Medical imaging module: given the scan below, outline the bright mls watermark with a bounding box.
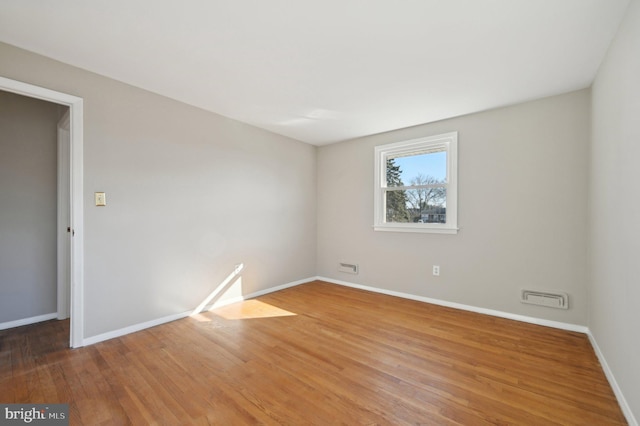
[1,404,68,425]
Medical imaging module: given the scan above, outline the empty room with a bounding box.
[0,1,638,424]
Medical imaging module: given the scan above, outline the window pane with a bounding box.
[387,151,447,187]
[385,188,447,223]
[385,189,411,223]
[385,158,406,187]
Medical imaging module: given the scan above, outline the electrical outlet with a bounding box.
[433,265,440,276]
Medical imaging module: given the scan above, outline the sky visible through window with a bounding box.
[392,151,446,184]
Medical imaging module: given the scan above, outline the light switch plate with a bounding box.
[95,192,106,206]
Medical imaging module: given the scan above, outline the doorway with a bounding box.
[0,76,84,348]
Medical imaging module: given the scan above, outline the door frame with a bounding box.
[0,76,84,348]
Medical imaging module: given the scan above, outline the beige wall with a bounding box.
[0,42,317,338]
[590,0,640,419]
[318,89,590,325]
[0,91,60,323]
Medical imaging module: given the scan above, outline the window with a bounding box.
[374,132,458,234]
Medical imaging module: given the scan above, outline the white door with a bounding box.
[57,110,71,320]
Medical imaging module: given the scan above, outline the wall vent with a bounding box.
[338,262,359,274]
[521,290,568,309]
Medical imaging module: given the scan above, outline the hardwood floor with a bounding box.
[0,281,627,425]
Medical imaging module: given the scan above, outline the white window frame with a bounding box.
[374,132,458,234]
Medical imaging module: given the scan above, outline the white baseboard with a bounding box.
[316,276,588,333]
[196,276,315,312]
[587,331,638,426]
[0,312,58,331]
[82,310,191,346]
[239,276,312,299]
[82,276,313,346]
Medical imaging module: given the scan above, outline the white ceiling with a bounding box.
[0,1,630,145]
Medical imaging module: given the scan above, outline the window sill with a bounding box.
[374,224,459,234]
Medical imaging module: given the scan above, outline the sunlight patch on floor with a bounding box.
[212,300,297,320]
